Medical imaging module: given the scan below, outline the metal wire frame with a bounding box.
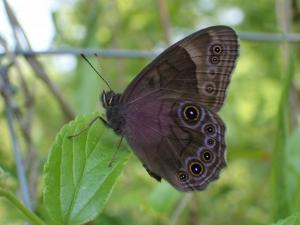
[1,31,300,59]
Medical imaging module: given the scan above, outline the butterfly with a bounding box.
[100,26,239,191]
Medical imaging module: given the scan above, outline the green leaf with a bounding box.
[148,182,181,214]
[271,214,300,225]
[43,112,130,225]
[0,188,47,225]
[72,2,102,114]
[0,166,5,180]
[272,53,295,220]
[0,167,10,187]
[286,126,300,212]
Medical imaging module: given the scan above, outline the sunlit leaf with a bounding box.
[272,53,295,220]
[0,167,8,187]
[148,182,181,214]
[43,112,129,225]
[271,214,300,225]
[72,2,102,114]
[286,126,300,212]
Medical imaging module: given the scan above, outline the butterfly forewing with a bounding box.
[121,26,239,112]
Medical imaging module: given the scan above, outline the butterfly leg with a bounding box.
[68,115,111,139]
[143,164,162,182]
[107,136,125,167]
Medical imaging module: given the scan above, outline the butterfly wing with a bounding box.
[123,96,226,191]
[120,26,239,191]
[121,25,239,112]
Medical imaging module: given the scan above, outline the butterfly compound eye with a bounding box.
[182,105,200,123]
[188,160,204,176]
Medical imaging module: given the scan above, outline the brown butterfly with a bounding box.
[99,26,239,191]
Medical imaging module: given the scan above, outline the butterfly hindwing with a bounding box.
[123,96,226,191]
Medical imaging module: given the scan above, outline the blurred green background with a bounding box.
[1,0,300,224]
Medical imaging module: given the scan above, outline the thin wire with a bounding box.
[1,30,300,59]
[0,48,159,58]
[80,54,113,91]
[0,64,32,210]
[5,104,32,210]
[239,31,300,42]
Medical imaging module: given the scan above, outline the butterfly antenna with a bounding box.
[80,54,113,91]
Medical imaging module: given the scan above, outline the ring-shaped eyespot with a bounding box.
[188,160,204,177]
[201,150,214,163]
[205,137,216,148]
[210,44,223,55]
[204,83,215,95]
[182,105,200,123]
[203,123,216,136]
[177,171,189,183]
[209,55,220,64]
[208,68,217,78]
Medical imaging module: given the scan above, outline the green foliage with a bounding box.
[44,113,130,225]
[286,126,300,213]
[271,214,300,225]
[272,53,295,220]
[1,0,300,224]
[0,167,8,187]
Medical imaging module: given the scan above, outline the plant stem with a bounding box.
[169,193,192,225]
[0,188,47,225]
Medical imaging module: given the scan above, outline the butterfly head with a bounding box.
[101,90,120,108]
[101,90,124,135]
